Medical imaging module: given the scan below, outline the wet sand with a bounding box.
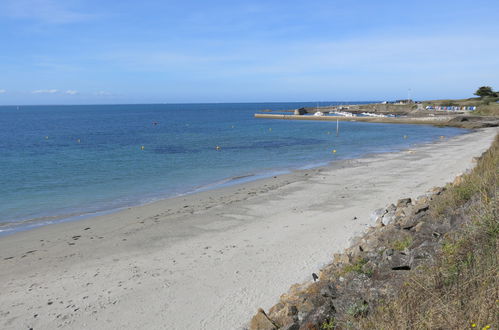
[0,128,496,330]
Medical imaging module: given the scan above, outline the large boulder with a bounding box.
[396,197,412,208]
[250,308,278,330]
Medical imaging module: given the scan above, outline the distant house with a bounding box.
[394,99,414,104]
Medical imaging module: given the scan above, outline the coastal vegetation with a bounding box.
[249,134,498,329]
[354,134,498,330]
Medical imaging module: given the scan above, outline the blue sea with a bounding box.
[0,102,466,235]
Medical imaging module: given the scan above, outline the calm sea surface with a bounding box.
[0,103,466,234]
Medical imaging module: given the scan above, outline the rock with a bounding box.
[400,211,426,230]
[250,308,278,330]
[416,195,431,204]
[386,203,397,213]
[414,203,429,214]
[281,323,300,330]
[394,208,406,218]
[396,198,412,208]
[414,221,425,232]
[280,283,309,305]
[382,248,395,261]
[268,304,299,327]
[370,208,386,223]
[356,239,374,253]
[430,186,445,195]
[298,301,336,330]
[319,284,337,299]
[333,253,350,265]
[288,305,299,316]
[381,212,396,226]
[388,252,413,271]
[373,204,397,226]
[269,282,330,326]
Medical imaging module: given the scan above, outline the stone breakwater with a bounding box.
[247,176,470,330]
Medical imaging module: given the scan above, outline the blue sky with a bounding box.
[0,0,498,105]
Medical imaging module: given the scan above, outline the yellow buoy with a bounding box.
[440,135,445,139]
[332,149,337,153]
[141,146,145,150]
[403,135,408,139]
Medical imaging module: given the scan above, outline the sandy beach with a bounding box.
[0,127,496,330]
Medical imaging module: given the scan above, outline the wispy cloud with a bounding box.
[32,89,59,94]
[98,50,234,71]
[0,89,6,94]
[97,31,499,78]
[95,91,111,96]
[65,89,79,95]
[0,0,94,24]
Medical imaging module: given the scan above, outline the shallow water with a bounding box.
[0,102,465,233]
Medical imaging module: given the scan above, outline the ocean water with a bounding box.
[0,103,466,234]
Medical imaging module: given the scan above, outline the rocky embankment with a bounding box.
[248,179,474,329]
[447,115,499,129]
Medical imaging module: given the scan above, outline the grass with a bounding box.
[342,257,373,277]
[347,301,369,318]
[352,134,499,329]
[321,318,336,329]
[391,236,413,251]
[475,102,499,116]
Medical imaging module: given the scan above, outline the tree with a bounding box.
[474,86,496,97]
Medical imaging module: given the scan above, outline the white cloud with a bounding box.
[0,89,6,94]
[65,89,78,95]
[32,89,59,94]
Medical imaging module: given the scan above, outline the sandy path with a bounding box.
[0,127,496,330]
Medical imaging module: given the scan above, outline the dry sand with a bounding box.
[0,128,497,330]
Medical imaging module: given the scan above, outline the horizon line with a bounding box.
[0,100,385,107]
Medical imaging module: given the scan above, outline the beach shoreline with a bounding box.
[0,127,496,330]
